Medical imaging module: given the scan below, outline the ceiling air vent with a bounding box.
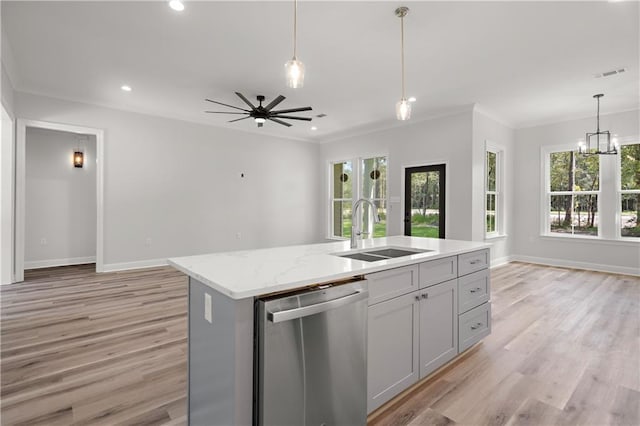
[594,68,626,78]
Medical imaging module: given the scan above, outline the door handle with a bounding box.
[267,290,368,323]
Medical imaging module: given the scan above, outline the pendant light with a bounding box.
[395,6,411,121]
[285,0,305,88]
[577,94,618,155]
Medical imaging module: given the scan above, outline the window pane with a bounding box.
[550,195,572,234]
[486,152,496,191]
[361,200,387,238]
[486,194,496,233]
[550,152,572,192]
[361,157,387,199]
[332,161,352,199]
[621,194,640,237]
[573,194,598,236]
[621,144,640,190]
[332,200,352,238]
[574,154,599,191]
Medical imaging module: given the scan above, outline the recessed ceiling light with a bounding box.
[169,0,185,12]
[408,97,417,102]
[311,126,318,131]
[121,85,132,92]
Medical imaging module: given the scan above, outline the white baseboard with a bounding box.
[490,256,512,269]
[24,256,96,270]
[102,258,168,273]
[510,255,639,277]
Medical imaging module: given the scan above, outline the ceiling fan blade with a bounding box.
[270,115,312,121]
[269,118,292,127]
[264,95,286,111]
[205,111,249,114]
[235,92,256,110]
[205,99,249,112]
[228,116,251,123]
[270,106,312,114]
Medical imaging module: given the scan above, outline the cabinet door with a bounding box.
[418,279,458,379]
[367,292,420,414]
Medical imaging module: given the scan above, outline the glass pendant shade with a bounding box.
[285,58,305,89]
[396,99,411,121]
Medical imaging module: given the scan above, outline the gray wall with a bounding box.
[16,91,323,270]
[25,127,97,267]
[320,109,475,242]
[513,109,640,275]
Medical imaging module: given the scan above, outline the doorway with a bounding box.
[15,120,104,282]
[404,164,446,239]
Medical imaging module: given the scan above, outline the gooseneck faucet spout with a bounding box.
[351,198,381,249]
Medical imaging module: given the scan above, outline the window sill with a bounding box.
[485,234,508,241]
[539,234,640,246]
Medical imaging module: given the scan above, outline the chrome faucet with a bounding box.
[351,198,381,249]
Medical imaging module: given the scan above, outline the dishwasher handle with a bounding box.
[267,289,368,323]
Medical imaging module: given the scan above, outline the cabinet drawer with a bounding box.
[458,249,489,276]
[366,265,419,306]
[419,256,457,289]
[458,302,491,353]
[458,269,490,314]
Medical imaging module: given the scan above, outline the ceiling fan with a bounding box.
[205,92,312,127]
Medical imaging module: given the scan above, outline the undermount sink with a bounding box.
[334,246,433,262]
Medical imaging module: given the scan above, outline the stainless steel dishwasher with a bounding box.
[255,279,368,426]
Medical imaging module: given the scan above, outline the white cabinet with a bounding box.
[418,279,458,378]
[367,291,419,414]
[366,251,491,414]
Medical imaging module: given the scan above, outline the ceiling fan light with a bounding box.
[396,99,411,121]
[254,117,267,124]
[285,58,305,89]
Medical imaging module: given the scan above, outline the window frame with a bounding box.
[328,154,388,240]
[485,141,505,239]
[617,140,640,240]
[541,144,602,239]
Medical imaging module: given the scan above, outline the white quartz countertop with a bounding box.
[168,236,490,300]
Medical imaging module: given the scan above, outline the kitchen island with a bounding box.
[169,236,491,425]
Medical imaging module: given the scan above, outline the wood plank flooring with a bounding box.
[1,262,638,425]
[371,263,640,426]
[1,265,188,425]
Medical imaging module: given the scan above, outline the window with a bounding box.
[330,156,387,239]
[620,143,640,238]
[485,144,504,238]
[546,150,599,236]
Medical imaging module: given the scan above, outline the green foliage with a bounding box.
[621,144,640,190]
[486,152,496,191]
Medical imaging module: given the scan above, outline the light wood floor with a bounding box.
[1,262,638,425]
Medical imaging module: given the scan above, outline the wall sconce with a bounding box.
[73,151,84,168]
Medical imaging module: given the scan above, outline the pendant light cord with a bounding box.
[400,14,405,99]
[293,0,298,59]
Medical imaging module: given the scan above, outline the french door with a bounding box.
[404,165,446,239]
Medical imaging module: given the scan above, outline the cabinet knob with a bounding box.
[415,295,420,301]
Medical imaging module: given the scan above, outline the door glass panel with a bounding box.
[333,201,352,238]
[405,166,445,239]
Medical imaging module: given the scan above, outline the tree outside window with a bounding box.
[548,151,599,236]
[620,143,640,237]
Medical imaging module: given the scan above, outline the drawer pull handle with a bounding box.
[470,259,482,265]
[470,287,483,293]
[421,293,428,299]
[470,322,483,330]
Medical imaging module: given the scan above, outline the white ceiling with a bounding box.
[2,1,638,142]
